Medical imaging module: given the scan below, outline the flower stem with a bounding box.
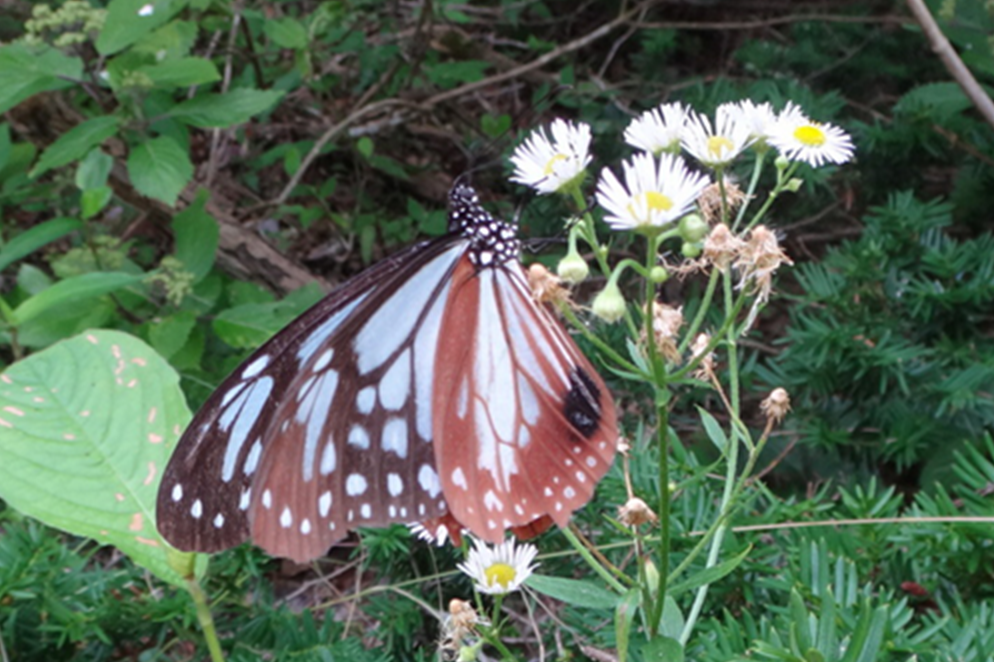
[185,576,226,662]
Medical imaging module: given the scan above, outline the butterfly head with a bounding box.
[448,184,520,268]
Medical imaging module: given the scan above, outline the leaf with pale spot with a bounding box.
[0,329,202,586]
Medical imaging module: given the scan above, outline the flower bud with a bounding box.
[681,241,702,258]
[649,265,669,284]
[556,250,589,284]
[678,213,710,243]
[775,154,791,171]
[592,281,626,323]
[784,177,803,193]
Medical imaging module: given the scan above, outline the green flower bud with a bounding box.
[775,154,791,171]
[458,641,483,662]
[681,242,702,258]
[784,177,803,193]
[678,213,709,243]
[556,251,589,284]
[649,266,669,284]
[592,281,626,323]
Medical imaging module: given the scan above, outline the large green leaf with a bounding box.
[213,286,324,349]
[97,0,186,56]
[11,271,145,326]
[30,116,122,178]
[0,330,195,586]
[139,57,220,88]
[0,44,82,114]
[127,136,193,206]
[169,88,285,128]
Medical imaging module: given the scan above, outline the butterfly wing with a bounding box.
[156,237,466,558]
[433,256,618,541]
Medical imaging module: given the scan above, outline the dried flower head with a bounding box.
[760,387,791,424]
[618,497,658,527]
[528,263,572,306]
[646,302,684,364]
[696,178,747,225]
[440,599,486,661]
[735,225,793,304]
[690,332,715,378]
[703,224,746,270]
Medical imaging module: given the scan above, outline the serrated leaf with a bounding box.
[0,218,82,273]
[97,0,184,56]
[264,17,309,49]
[139,57,220,87]
[169,88,285,128]
[128,136,193,206]
[697,405,728,453]
[148,311,197,359]
[525,574,619,609]
[0,329,195,586]
[11,272,145,326]
[31,116,121,178]
[172,190,218,281]
[0,44,82,114]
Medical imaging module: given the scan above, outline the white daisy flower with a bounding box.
[681,103,754,168]
[732,99,778,144]
[769,102,854,167]
[510,119,592,194]
[457,538,539,595]
[596,152,710,230]
[624,102,690,154]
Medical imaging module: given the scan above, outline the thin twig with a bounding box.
[905,0,994,130]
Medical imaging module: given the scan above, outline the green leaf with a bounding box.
[424,60,490,89]
[265,17,309,49]
[640,636,684,662]
[213,294,318,349]
[697,406,729,453]
[11,272,145,326]
[525,575,619,610]
[481,113,511,138]
[667,545,752,597]
[148,311,197,359]
[0,218,82,273]
[76,148,114,190]
[172,190,218,281]
[138,57,220,88]
[81,187,114,220]
[0,329,194,586]
[615,588,641,662]
[660,596,685,641]
[0,123,11,172]
[356,136,374,158]
[0,44,82,114]
[97,0,184,56]
[170,88,285,128]
[31,116,121,178]
[127,136,193,206]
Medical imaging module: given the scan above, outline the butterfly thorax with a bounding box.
[448,184,520,269]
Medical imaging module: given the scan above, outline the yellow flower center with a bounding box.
[627,191,674,223]
[706,135,734,157]
[543,153,568,175]
[484,563,517,589]
[793,124,826,147]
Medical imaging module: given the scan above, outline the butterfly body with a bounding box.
[157,185,617,562]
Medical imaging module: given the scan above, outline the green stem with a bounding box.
[185,577,226,662]
[560,525,628,594]
[677,269,720,356]
[731,151,767,232]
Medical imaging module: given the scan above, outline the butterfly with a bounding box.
[156,183,619,563]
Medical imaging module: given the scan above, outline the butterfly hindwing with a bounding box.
[433,258,617,541]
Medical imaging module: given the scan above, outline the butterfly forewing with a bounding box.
[432,257,617,542]
[247,243,466,562]
[156,238,465,556]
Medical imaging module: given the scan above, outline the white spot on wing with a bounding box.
[220,377,274,481]
[320,440,337,475]
[346,473,368,496]
[381,418,408,458]
[191,499,203,518]
[387,473,404,497]
[356,387,376,414]
[280,507,293,528]
[297,294,370,364]
[319,491,332,517]
[299,370,339,481]
[451,467,468,489]
[418,464,441,498]
[171,484,183,502]
[313,349,334,372]
[213,513,225,528]
[242,354,270,379]
[379,348,411,410]
[348,425,370,449]
[244,439,263,475]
